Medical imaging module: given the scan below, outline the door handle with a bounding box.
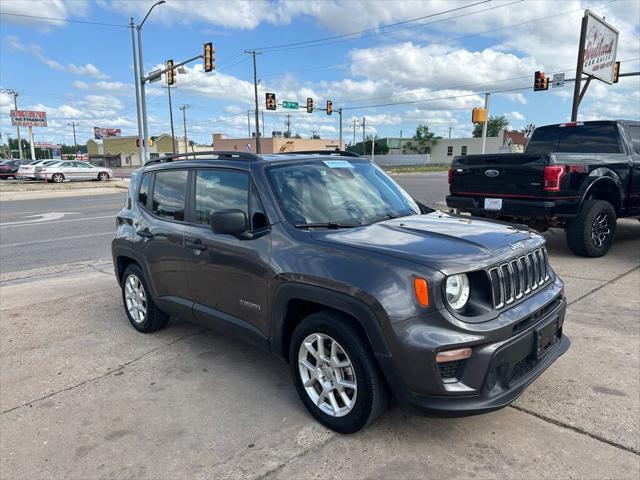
[136,228,154,239]
[186,238,207,251]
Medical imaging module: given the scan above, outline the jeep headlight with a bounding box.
[445,274,470,311]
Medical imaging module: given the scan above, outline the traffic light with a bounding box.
[533,71,548,91]
[306,97,314,113]
[166,59,176,85]
[326,100,332,115]
[265,92,276,110]
[203,42,215,72]
[471,107,487,123]
[613,61,620,83]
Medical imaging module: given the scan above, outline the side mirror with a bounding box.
[210,209,248,236]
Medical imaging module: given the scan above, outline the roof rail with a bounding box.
[275,150,361,158]
[145,150,260,165]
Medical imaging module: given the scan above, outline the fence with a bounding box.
[362,154,430,167]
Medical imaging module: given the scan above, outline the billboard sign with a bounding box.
[10,110,48,127]
[581,10,619,84]
[94,127,122,139]
[34,142,61,149]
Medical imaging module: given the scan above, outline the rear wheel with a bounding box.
[51,173,64,183]
[289,311,390,433]
[98,172,109,181]
[566,199,616,257]
[121,264,169,332]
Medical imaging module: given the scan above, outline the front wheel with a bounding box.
[289,311,390,433]
[51,173,64,183]
[98,172,109,181]
[566,199,616,257]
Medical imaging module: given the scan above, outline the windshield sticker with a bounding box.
[323,160,354,169]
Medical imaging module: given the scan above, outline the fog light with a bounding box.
[436,347,472,363]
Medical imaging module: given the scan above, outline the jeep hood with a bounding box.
[311,212,542,273]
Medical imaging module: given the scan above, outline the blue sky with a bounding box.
[1,0,639,147]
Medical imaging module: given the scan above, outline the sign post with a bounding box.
[571,10,619,121]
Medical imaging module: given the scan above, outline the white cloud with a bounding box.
[0,0,89,31]
[68,63,109,80]
[507,111,525,121]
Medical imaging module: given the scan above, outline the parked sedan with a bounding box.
[34,161,113,183]
[17,160,60,179]
[0,160,20,179]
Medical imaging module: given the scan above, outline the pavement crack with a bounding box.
[0,329,207,417]
[567,265,639,307]
[509,404,639,455]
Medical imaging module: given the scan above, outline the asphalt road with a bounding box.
[0,173,447,274]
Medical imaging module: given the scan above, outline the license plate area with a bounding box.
[484,198,502,210]
[535,316,559,359]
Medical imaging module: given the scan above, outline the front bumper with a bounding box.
[377,279,570,416]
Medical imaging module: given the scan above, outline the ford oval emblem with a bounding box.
[485,169,499,177]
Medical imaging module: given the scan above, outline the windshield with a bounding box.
[267,159,420,226]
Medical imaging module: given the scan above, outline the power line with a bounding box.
[0,12,129,28]
[258,0,493,52]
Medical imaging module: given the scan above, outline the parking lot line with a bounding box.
[0,231,114,248]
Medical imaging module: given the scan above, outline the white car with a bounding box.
[34,161,113,183]
[17,160,59,179]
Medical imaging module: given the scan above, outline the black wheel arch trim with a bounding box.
[579,171,624,211]
[271,282,394,361]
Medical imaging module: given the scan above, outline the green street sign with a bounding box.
[283,101,299,110]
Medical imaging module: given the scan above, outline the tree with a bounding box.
[363,134,389,155]
[402,124,441,154]
[311,133,320,139]
[473,115,509,137]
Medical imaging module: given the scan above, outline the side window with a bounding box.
[194,170,248,225]
[152,170,187,221]
[447,146,453,156]
[461,146,468,155]
[628,126,640,154]
[138,173,151,207]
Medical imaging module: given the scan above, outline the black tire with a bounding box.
[121,263,169,333]
[51,173,64,183]
[566,199,616,257]
[98,172,109,181]
[289,310,390,434]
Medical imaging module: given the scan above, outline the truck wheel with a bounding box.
[566,200,616,257]
[121,264,169,333]
[289,311,390,434]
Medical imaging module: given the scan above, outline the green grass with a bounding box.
[382,164,450,174]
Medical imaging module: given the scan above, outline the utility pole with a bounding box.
[129,17,144,163]
[362,117,366,146]
[68,121,79,157]
[179,104,190,154]
[247,110,251,137]
[244,50,263,153]
[448,125,452,139]
[399,129,403,152]
[481,93,490,154]
[262,110,265,139]
[338,108,343,149]
[310,130,317,138]
[2,89,24,160]
[286,114,291,137]
[164,86,176,154]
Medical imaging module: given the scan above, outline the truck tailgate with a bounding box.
[450,153,548,197]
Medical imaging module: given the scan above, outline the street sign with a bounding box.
[10,110,47,127]
[149,69,162,83]
[283,101,299,109]
[581,10,619,84]
[552,73,565,88]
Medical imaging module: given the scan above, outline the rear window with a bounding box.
[526,122,621,154]
[628,125,640,154]
[151,170,187,221]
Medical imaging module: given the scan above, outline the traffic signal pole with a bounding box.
[130,18,144,163]
[244,50,263,153]
[338,108,343,149]
[481,93,490,154]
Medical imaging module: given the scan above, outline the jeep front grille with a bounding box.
[488,247,549,309]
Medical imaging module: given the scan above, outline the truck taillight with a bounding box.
[543,165,565,191]
[448,167,453,186]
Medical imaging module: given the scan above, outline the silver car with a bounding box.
[17,160,60,179]
[35,161,113,183]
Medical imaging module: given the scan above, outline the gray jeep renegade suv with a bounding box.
[112,150,569,433]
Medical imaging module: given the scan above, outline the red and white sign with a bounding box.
[582,10,619,84]
[94,127,121,139]
[34,142,61,149]
[10,110,48,127]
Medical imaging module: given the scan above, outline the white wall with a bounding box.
[430,137,503,163]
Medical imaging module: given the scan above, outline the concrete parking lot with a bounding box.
[0,174,638,479]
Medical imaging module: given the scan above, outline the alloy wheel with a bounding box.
[591,212,611,247]
[124,274,147,324]
[298,333,357,417]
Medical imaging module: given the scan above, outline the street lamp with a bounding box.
[137,0,166,162]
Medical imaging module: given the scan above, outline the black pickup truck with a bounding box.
[447,120,640,257]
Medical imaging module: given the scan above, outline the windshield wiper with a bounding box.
[294,222,359,229]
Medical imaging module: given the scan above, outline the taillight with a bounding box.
[448,167,453,186]
[543,165,565,191]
